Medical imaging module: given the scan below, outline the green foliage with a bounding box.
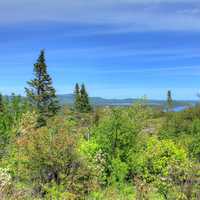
[5,113,97,199]
[86,102,154,186]
[0,94,29,158]
[134,137,197,199]
[0,96,200,199]
[190,119,200,161]
[160,111,192,139]
[44,181,77,200]
[25,50,59,126]
[110,158,128,185]
[88,184,135,200]
[0,167,12,198]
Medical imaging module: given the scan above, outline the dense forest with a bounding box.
[0,50,200,200]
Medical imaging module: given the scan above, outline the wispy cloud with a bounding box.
[96,65,200,74]
[0,0,200,32]
[47,46,200,57]
[50,64,200,77]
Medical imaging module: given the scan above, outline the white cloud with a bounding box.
[0,0,200,32]
[47,46,200,59]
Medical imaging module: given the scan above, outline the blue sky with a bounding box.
[0,0,200,99]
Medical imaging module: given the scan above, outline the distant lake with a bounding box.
[163,106,190,112]
[108,104,191,112]
[108,103,133,106]
[173,106,190,112]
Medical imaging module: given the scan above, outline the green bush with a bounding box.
[5,113,97,199]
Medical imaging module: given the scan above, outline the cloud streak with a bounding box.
[0,0,200,32]
[50,64,200,77]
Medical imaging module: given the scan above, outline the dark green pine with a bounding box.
[80,84,92,113]
[0,93,4,113]
[167,90,173,112]
[25,50,59,126]
[74,83,81,112]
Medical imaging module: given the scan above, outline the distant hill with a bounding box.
[58,94,197,107]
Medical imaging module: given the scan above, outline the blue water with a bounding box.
[172,106,189,112]
[104,103,191,112]
[163,106,190,112]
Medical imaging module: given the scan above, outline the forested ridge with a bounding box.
[0,51,200,200]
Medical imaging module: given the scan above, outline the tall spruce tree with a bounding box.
[74,83,81,111]
[0,93,4,113]
[167,90,173,112]
[80,84,92,113]
[25,50,59,126]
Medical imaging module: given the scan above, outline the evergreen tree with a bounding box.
[0,93,4,113]
[74,83,81,111]
[80,84,92,113]
[167,90,173,112]
[25,50,59,126]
